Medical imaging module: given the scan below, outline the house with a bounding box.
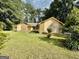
[15,17,64,33]
[16,23,32,32]
[39,17,64,34]
[27,23,39,32]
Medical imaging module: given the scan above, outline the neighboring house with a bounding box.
[27,23,39,32]
[16,17,64,33]
[16,23,32,32]
[39,17,64,34]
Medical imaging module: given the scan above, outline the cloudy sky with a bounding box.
[22,0,53,9]
[22,0,78,9]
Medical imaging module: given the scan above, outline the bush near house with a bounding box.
[47,28,52,38]
[0,31,7,49]
[65,31,79,50]
[63,7,79,50]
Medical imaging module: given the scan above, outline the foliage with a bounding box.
[65,31,79,50]
[43,0,74,22]
[0,0,25,30]
[65,7,79,32]
[23,3,36,23]
[47,28,52,38]
[0,22,3,30]
[75,1,79,8]
[0,0,35,30]
[64,7,79,50]
[47,28,52,33]
[0,31,7,49]
[23,6,42,23]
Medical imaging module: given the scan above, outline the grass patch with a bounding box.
[0,31,79,59]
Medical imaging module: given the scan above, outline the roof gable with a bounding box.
[27,23,38,26]
[40,17,64,25]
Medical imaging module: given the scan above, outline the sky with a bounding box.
[22,0,53,9]
[22,0,79,9]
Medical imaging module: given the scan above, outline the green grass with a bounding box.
[0,31,79,59]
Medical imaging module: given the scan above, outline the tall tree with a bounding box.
[0,0,26,30]
[65,7,79,32]
[43,0,74,22]
[74,1,79,8]
[23,3,36,23]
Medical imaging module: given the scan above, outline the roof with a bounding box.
[27,23,38,26]
[17,23,27,25]
[39,17,64,25]
[17,23,32,27]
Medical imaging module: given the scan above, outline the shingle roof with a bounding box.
[39,17,64,25]
[27,23,38,26]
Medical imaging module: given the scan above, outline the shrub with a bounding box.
[47,28,52,38]
[0,32,7,49]
[65,31,79,50]
[65,38,79,50]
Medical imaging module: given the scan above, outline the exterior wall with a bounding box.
[39,19,63,34]
[44,19,54,33]
[21,24,28,31]
[28,25,33,31]
[17,24,21,31]
[16,24,31,32]
[39,23,44,33]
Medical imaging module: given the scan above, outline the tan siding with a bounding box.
[17,24,21,31]
[44,19,53,33]
[16,24,32,32]
[39,23,44,33]
[39,17,63,34]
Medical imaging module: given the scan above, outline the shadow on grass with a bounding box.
[39,37,66,48]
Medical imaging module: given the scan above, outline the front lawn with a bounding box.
[0,32,79,59]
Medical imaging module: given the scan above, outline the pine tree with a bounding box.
[43,0,74,22]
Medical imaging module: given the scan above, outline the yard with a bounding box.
[0,31,79,59]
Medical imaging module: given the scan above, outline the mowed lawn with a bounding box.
[0,32,79,59]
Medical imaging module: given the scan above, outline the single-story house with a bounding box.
[16,23,32,32]
[27,23,39,32]
[15,17,64,33]
[39,17,64,34]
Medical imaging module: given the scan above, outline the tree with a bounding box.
[43,0,74,22]
[0,0,19,30]
[65,7,79,32]
[74,1,79,8]
[0,0,27,30]
[64,7,79,50]
[23,3,37,23]
[47,27,52,38]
